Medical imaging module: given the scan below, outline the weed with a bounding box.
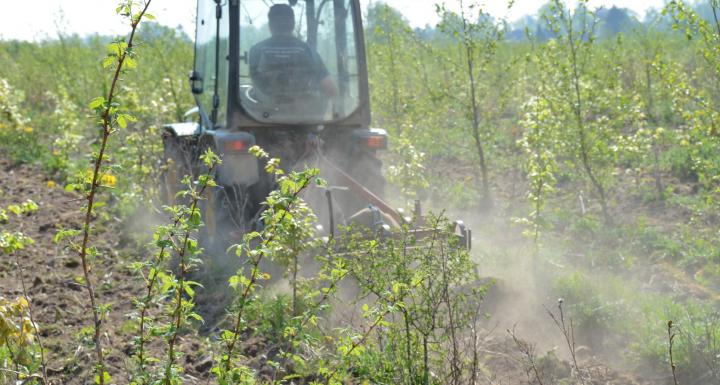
[508,327,545,385]
[0,200,45,384]
[546,299,588,385]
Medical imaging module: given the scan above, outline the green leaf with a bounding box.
[188,312,204,323]
[107,42,121,57]
[117,115,127,129]
[124,56,137,70]
[89,97,105,110]
[95,371,112,385]
[7,205,21,216]
[102,56,116,69]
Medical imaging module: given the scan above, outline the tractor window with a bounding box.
[238,0,360,124]
[194,0,229,126]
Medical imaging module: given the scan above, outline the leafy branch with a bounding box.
[161,149,221,385]
[216,147,319,381]
[71,1,153,383]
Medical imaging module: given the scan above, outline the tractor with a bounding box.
[161,0,471,260]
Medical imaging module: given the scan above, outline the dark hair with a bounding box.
[268,4,295,34]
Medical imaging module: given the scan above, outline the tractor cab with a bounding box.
[190,0,370,131]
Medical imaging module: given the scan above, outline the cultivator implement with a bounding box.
[315,154,472,250]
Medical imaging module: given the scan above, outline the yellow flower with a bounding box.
[13,298,28,312]
[101,174,117,188]
[23,126,33,133]
[52,149,61,156]
[47,180,56,189]
[21,319,33,335]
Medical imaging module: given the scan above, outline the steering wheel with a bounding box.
[239,84,333,121]
[239,84,259,105]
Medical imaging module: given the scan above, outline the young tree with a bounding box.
[436,1,504,209]
[663,0,720,191]
[539,0,624,225]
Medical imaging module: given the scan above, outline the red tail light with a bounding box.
[366,135,387,149]
[225,140,249,152]
[214,131,256,156]
[353,128,388,150]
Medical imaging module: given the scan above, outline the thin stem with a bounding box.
[508,328,545,385]
[137,188,207,378]
[532,99,544,251]
[292,252,299,317]
[668,321,680,385]
[385,6,401,127]
[422,334,430,385]
[163,228,191,384]
[561,1,610,225]
[711,2,720,38]
[76,2,152,383]
[459,0,491,208]
[136,234,172,376]
[546,301,586,385]
[645,55,665,202]
[162,167,217,385]
[441,244,460,385]
[402,308,414,383]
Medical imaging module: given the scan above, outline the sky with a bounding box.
[0,0,667,41]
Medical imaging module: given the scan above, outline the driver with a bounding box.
[249,4,338,103]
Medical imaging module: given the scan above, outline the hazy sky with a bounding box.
[0,0,667,41]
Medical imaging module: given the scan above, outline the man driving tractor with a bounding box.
[248,4,338,109]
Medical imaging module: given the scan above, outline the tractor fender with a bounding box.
[163,122,201,137]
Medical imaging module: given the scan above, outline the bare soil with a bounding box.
[0,156,216,384]
[0,155,654,384]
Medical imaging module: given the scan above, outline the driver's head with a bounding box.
[268,4,295,36]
